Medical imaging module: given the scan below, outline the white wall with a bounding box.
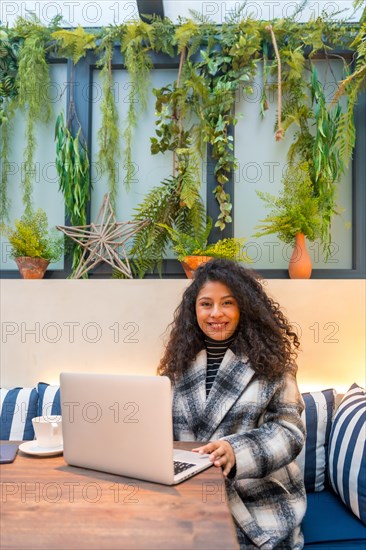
[1,279,365,393]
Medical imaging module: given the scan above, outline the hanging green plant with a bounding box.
[150,40,203,185]
[331,19,365,165]
[0,111,12,223]
[175,18,201,55]
[150,84,191,157]
[96,27,120,208]
[0,28,20,124]
[150,16,218,219]
[51,25,96,64]
[197,19,261,229]
[120,20,155,189]
[0,28,21,222]
[55,111,90,276]
[150,12,263,231]
[146,14,178,57]
[13,15,61,214]
[280,66,345,256]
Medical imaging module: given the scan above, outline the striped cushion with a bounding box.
[0,387,38,440]
[328,383,366,525]
[297,389,336,492]
[37,382,61,418]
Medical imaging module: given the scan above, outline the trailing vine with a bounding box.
[13,15,61,213]
[266,24,284,141]
[331,12,365,166]
[96,27,120,208]
[120,20,155,189]
[0,28,21,221]
[193,16,262,229]
[150,37,203,197]
[150,13,263,231]
[0,114,12,223]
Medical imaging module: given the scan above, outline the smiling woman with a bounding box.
[158,258,306,549]
[195,281,240,341]
[158,258,300,381]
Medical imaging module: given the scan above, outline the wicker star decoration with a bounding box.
[57,193,149,279]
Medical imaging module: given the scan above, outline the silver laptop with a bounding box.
[60,373,212,485]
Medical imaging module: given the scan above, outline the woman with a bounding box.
[158,259,307,549]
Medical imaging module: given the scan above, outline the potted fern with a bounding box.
[158,218,250,278]
[253,162,323,278]
[1,208,64,278]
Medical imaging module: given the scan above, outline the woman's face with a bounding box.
[195,280,240,341]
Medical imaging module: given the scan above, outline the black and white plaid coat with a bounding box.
[173,348,307,549]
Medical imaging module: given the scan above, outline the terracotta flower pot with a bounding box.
[180,256,213,279]
[15,256,50,279]
[288,233,312,279]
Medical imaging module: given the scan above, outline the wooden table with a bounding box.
[0,442,239,549]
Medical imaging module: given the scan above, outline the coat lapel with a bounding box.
[201,350,256,440]
[177,349,256,441]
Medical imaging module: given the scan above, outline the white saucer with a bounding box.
[19,440,63,457]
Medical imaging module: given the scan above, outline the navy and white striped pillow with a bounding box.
[37,382,61,418]
[328,383,366,525]
[297,389,336,492]
[0,387,38,440]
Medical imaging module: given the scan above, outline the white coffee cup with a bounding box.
[32,416,63,448]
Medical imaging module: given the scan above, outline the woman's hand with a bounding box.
[192,440,236,477]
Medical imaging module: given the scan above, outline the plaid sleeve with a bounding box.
[222,373,305,479]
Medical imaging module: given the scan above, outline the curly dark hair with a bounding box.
[158,259,300,382]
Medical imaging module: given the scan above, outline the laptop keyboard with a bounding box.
[174,460,196,475]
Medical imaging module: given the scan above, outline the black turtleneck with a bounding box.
[205,335,235,398]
